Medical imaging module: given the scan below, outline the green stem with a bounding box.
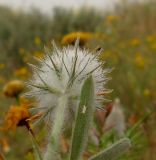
[15,95,20,105]
[28,131,43,160]
[44,95,68,160]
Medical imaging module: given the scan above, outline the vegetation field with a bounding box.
[0,1,156,160]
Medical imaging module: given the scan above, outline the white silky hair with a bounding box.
[26,41,109,123]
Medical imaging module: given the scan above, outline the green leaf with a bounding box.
[89,138,131,160]
[69,74,95,160]
[126,112,151,139]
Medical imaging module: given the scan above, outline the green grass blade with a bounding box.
[89,138,131,160]
[126,112,151,139]
[28,132,43,160]
[69,74,95,160]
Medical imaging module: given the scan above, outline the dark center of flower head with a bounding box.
[17,118,29,127]
[17,117,35,137]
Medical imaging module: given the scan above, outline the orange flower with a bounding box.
[4,104,30,131]
[0,153,4,160]
[3,80,24,98]
[0,137,10,153]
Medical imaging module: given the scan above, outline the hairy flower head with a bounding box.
[26,40,110,123]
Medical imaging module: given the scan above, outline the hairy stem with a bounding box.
[43,95,68,160]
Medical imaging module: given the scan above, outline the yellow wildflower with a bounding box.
[61,32,93,46]
[106,15,119,23]
[100,50,112,60]
[3,80,24,98]
[118,42,127,49]
[146,35,155,43]
[23,56,29,63]
[143,88,150,97]
[130,38,140,46]
[0,64,5,70]
[34,36,41,46]
[4,104,30,131]
[14,67,29,79]
[33,51,44,59]
[0,76,6,84]
[134,53,145,68]
[1,97,41,132]
[150,43,156,50]
[18,48,25,55]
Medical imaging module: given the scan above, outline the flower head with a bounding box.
[61,32,93,46]
[4,104,30,131]
[134,53,145,68]
[3,80,24,98]
[0,153,4,160]
[0,137,10,153]
[34,36,41,46]
[130,38,140,46]
[14,67,29,79]
[33,51,44,59]
[26,40,110,123]
[18,48,25,55]
[0,63,5,70]
[106,15,119,24]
